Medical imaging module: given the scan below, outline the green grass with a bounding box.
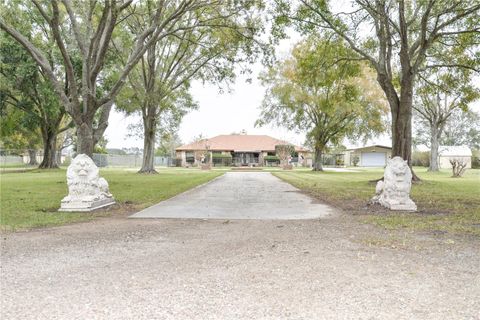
[0,168,222,231]
[274,167,480,237]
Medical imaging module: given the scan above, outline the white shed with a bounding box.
[438,146,472,169]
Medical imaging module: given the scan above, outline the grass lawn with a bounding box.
[0,168,222,231]
[274,167,480,237]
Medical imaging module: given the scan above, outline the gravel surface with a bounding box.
[1,214,479,319]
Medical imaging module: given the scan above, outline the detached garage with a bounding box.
[345,145,392,167]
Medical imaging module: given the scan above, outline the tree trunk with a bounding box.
[390,75,420,181]
[313,145,323,171]
[138,115,157,174]
[428,125,440,172]
[76,122,95,157]
[392,94,413,165]
[39,130,59,169]
[27,149,38,165]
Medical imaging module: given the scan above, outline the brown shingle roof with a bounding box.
[176,135,309,152]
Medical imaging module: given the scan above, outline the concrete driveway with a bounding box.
[130,172,335,220]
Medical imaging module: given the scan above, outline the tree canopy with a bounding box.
[257,35,388,170]
[271,0,480,174]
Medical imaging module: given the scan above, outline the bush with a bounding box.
[175,158,182,167]
[264,155,280,167]
[264,155,280,161]
[450,158,468,177]
[212,153,232,159]
[412,151,430,167]
[352,156,359,167]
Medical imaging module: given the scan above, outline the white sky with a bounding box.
[104,70,309,148]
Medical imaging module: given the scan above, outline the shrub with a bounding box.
[412,151,430,167]
[352,156,359,167]
[211,153,232,159]
[264,155,280,161]
[450,158,468,177]
[175,158,182,167]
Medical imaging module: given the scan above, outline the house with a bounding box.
[176,134,312,167]
[344,145,392,167]
[438,146,472,169]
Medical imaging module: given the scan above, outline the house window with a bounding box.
[186,151,194,163]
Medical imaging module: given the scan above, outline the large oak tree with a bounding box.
[116,0,262,173]
[273,0,480,176]
[0,24,71,168]
[0,0,235,156]
[256,36,388,171]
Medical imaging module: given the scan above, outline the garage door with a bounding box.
[361,152,386,167]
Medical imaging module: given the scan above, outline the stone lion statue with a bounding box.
[372,156,416,211]
[60,154,114,211]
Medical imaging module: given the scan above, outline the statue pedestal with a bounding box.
[378,198,417,211]
[59,198,115,212]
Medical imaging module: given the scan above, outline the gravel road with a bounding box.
[1,214,479,319]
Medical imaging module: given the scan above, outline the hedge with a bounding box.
[264,155,280,161]
[212,153,232,159]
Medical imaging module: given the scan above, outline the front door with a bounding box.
[242,153,247,165]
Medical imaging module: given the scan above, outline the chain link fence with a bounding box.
[91,154,173,167]
[0,149,68,169]
[1,149,174,170]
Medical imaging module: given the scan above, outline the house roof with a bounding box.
[439,146,472,157]
[346,145,392,151]
[176,135,309,152]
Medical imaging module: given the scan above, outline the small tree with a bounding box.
[450,159,468,178]
[352,156,359,167]
[275,144,295,168]
[194,139,211,168]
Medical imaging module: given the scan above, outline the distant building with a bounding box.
[176,134,312,167]
[438,146,472,169]
[414,145,473,169]
[344,145,392,167]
